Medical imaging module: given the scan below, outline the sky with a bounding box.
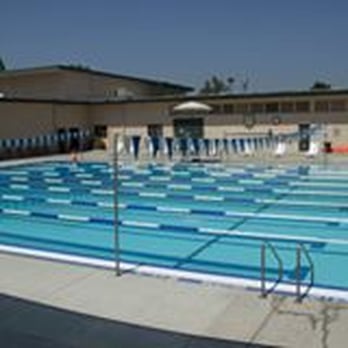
[1,0,348,92]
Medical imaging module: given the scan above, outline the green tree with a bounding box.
[199,75,233,95]
[310,81,331,90]
[0,57,6,71]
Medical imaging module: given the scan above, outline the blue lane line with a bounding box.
[2,187,348,220]
[0,205,346,242]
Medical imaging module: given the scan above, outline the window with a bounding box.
[330,100,346,112]
[265,102,279,113]
[244,114,256,128]
[295,101,310,113]
[114,87,134,99]
[147,124,163,137]
[280,102,294,113]
[250,103,264,113]
[211,104,222,114]
[94,125,107,137]
[235,103,249,114]
[314,100,329,112]
[223,103,234,114]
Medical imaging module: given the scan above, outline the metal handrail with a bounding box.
[260,241,284,298]
[296,243,315,302]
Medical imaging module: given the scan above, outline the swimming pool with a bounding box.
[0,161,348,300]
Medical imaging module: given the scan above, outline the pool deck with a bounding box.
[1,151,348,347]
[1,252,348,348]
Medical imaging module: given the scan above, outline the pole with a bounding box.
[296,245,301,302]
[113,133,121,276]
[260,243,266,298]
[323,123,328,169]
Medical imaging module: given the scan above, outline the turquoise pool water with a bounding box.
[0,161,348,293]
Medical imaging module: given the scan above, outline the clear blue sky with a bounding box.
[1,0,347,92]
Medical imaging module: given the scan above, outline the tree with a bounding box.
[199,75,233,95]
[241,78,250,93]
[310,81,331,90]
[0,57,6,71]
[67,64,91,71]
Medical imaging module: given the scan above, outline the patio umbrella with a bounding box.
[172,101,212,114]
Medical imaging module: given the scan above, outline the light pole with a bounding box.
[113,132,121,276]
[323,123,328,169]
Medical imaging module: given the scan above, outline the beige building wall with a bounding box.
[59,72,173,100]
[0,69,189,101]
[0,73,65,99]
[0,101,91,139]
[0,71,152,101]
[91,96,348,147]
[1,92,348,153]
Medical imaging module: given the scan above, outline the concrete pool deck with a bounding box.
[1,151,348,347]
[1,252,348,348]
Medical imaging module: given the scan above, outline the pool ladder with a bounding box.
[260,241,314,302]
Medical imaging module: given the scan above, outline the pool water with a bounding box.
[0,161,348,296]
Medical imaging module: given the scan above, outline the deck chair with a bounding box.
[305,142,319,158]
[117,135,125,154]
[274,142,286,157]
[243,140,253,156]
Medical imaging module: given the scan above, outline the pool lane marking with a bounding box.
[91,189,113,195]
[9,184,30,190]
[122,182,144,188]
[48,187,71,193]
[44,178,64,184]
[224,211,348,224]
[81,180,103,186]
[217,186,245,192]
[289,181,348,189]
[3,186,348,213]
[3,172,348,191]
[194,195,224,201]
[2,194,24,201]
[10,176,29,182]
[1,206,348,246]
[139,192,167,198]
[122,220,160,229]
[156,206,191,213]
[258,198,348,209]
[2,208,31,216]
[4,180,348,209]
[3,170,348,194]
[47,198,72,204]
[167,184,192,190]
[273,188,348,197]
[58,214,91,222]
[198,228,348,245]
[75,173,94,178]
[3,164,348,181]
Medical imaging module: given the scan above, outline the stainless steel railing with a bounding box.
[295,243,315,302]
[260,241,284,298]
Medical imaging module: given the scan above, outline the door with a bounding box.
[298,124,310,152]
[173,118,204,139]
[147,124,163,138]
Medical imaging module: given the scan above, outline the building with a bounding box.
[0,65,347,157]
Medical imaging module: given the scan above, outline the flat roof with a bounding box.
[99,88,348,105]
[0,65,193,92]
[1,88,348,106]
